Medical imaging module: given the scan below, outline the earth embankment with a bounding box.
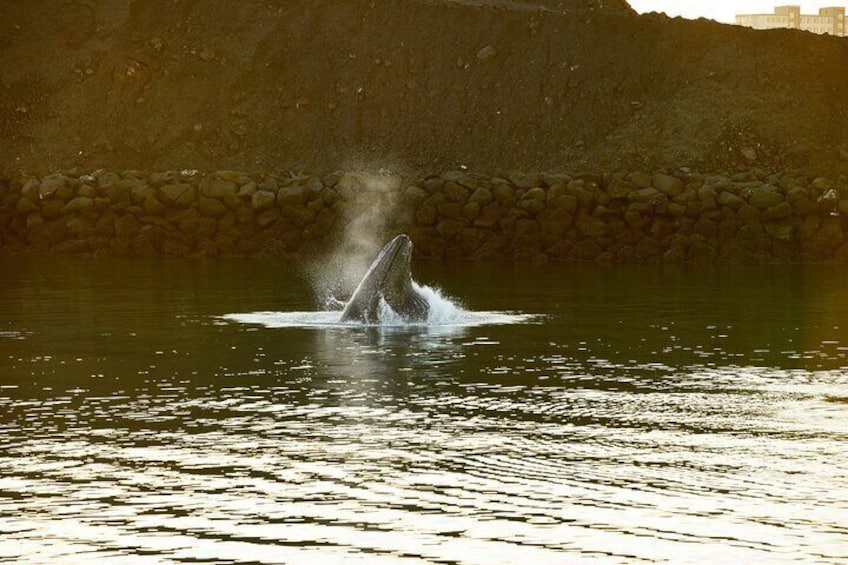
[1,0,847,176]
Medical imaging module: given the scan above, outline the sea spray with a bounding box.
[371,282,463,326]
[416,282,467,325]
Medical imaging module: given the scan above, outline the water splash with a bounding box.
[221,281,536,329]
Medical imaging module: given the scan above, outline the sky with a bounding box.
[628,1,848,24]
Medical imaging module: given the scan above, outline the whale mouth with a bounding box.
[367,234,411,288]
[338,234,418,323]
[379,235,409,272]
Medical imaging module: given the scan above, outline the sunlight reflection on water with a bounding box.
[1,259,848,564]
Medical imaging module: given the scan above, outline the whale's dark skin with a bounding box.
[340,234,429,323]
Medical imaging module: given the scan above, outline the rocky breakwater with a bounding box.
[400,170,848,263]
[2,168,848,263]
[0,170,339,257]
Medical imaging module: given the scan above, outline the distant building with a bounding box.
[736,5,846,36]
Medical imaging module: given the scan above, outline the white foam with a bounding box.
[221,283,537,330]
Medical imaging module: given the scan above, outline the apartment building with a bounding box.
[736,5,846,36]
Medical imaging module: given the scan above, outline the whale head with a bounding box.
[340,234,429,324]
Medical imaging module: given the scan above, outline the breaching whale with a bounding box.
[340,234,430,324]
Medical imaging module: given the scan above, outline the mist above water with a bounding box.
[304,171,407,305]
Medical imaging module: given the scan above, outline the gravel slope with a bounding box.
[1,0,846,175]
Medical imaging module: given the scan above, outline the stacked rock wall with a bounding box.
[2,168,848,263]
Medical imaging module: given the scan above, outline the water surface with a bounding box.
[1,258,847,564]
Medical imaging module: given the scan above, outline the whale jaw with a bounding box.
[340,234,429,324]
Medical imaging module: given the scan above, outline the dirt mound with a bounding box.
[1,0,847,176]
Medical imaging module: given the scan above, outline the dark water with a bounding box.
[1,257,847,564]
